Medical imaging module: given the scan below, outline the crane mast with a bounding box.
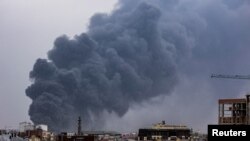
[211,74,250,80]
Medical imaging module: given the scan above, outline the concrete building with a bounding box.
[218,95,250,125]
[56,132,94,141]
[56,131,122,141]
[56,117,121,141]
[0,129,7,135]
[19,128,55,141]
[138,121,191,141]
[83,131,121,141]
[0,134,26,141]
[19,122,34,132]
[35,124,48,132]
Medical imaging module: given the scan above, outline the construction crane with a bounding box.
[211,74,250,80]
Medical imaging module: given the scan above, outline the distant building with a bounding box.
[35,124,48,132]
[0,129,7,135]
[56,131,121,141]
[83,131,121,141]
[19,127,54,141]
[57,132,94,141]
[0,134,25,141]
[121,132,137,140]
[218,95,250,125]
[55,116,122,141]
[19,122,34,132]
[29,135,41,141]
[138,121,191,140]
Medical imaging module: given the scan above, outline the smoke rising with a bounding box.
[26,1,178,132]
[26,0,250,132]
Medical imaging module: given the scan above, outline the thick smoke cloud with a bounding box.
[103,0,250,133]
[26,1,178,132]
[26,0,250,132]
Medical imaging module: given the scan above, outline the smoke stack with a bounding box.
[78,116,82,135]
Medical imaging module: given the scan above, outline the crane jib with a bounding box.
[211,74,250,80]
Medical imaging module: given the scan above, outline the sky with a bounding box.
[1,0,250,134]
[0,0,117,129]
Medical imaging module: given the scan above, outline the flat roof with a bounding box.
[82,131,121,135]
[139,128,190,131]
[218,98,246,104]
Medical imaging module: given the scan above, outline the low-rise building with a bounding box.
[19,127,54,141]
[0,129,7,135]
[35,124,48,132]
[138,121,191,141]
[19,122,34,133]
[56,131,121,141]
[56,132,94,141]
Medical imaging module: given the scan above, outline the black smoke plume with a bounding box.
[27,0,250,132]
[26,1,178,132]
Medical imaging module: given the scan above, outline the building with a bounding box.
[83,131,121,141]
[35,124,48,132]
[0,130,7,135]
[56,132,95,141]
[56,117,121,141]
[138,121,191,141]
[0,134,25,141]
[218,95,250,125]
[56,131,122,141]
[121,132,137,140]
[18,127,54,141]
[19,122,34,132]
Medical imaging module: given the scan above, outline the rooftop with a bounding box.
[143,121,190,130]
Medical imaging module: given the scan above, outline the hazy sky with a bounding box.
[1,0,250,134]
[0,0,117,129]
